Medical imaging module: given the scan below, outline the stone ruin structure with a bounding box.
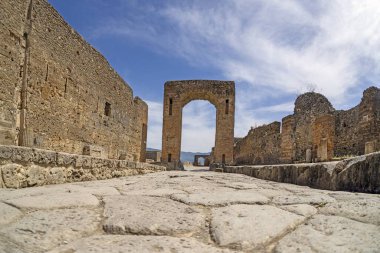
[162,80,235,165]
[0,0,147,161]
[145,150,162,163]
[193,154,210,166]
[234,87,380,165]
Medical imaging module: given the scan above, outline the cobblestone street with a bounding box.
[0,167,379,252]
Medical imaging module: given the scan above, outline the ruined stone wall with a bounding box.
[0,145,165,189]
[334,87,380,157]
[0,0,147,161]
[291,92,335,162]
[334,107,360,157]
[312,114,335,162]
[235,87,379,165]
[358,87,380,154]
[279,115,295,163]
[146,150,162,162]
[0,0,28,145]
[234,122,281,165]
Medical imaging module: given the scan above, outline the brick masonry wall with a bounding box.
[0,145,165,189]
[0,0,147,161]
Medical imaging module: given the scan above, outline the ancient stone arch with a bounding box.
[193,155,210,166]
[162,80,235,165]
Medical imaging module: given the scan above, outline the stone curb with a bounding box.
[211,152,380,193]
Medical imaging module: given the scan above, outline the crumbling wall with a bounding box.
[235,87,380,165]
[279,115,295,163]
[234,122,281,165]
[358,87,380,154]
[334,107,360,157]
[0,0,147,161]
[0,145,165,189]
[312,114,335,162]
[291,92,335,162]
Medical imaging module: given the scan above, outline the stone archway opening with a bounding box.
[181,100,215,166]
[162,80,235,166]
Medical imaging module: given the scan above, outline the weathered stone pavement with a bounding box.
[0,166,379,253]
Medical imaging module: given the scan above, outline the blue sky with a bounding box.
[48,0,380,152]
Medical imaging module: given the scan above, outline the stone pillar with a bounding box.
[365,141,375,154]
[306,149,312,163]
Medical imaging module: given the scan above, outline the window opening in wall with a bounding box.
[169,98,173,115]
[222,154,226,164]
[225,99,229,114]
[105,102,111,117]
[168,153,172,162]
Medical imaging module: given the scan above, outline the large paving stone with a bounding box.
[48,235,234,253]
[103,195,205,236]
[272,192,336,205]
[121,188,186,196]
[319,199,380,225]
[280,204,318,217]
[0,208,101,252]
[0,237,28,253]
[5,192,99,209]
[62,185,120,196]
[0,202,23,226]
[274,214,380,253]
[211,204,304,250]
[171,191,269,206]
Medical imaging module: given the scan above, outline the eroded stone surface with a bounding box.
[280,204,318,217]
[0,202,23,226]
[48,235,234,253]
[0,208,100,252]
[5,192,99,209]
[272,192,336,205]
[211,205,304,250]
[171,191,269,206]
[122,188,185,196]
[274,215,380,253]
[319,199,380,225]
[0,168,379,253]
[103,195,205,236]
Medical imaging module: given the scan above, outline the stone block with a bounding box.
[33,148,57,165]
[1,163,27,188]
[56,152,76,166]
[83,144,105,158]
[75,155,92,168]
[0,145,14,160]
[26,165,47,187]
[11,146,34,163]
[46,167,67,185]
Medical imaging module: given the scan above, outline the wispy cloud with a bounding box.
[95,0,380,151]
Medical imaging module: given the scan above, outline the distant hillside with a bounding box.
[147,148,209,162]
[180,151,210,162]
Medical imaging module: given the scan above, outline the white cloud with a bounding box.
[145,100,163,150]
[97,0,380,151]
